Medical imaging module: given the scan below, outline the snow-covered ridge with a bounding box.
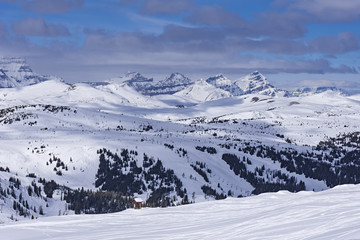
[107,70,341,101]
[0,57,344,100]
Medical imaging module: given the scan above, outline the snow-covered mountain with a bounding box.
[0,57,59,88]
[107,72,193,96]
[108,72,154,94]
[109,70,288,100]
[1,59,359,225]
[233,71,280,96]
[0,58,344,100]
[205,74,243,96]
[144,72,193,95]
[175,79,232,102]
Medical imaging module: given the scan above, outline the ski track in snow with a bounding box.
[1,184,360,240]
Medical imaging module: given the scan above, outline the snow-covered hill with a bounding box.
[0,59,360,224]
[174,79,232,102]
[1,184,360,239]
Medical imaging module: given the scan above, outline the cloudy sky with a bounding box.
[0,0,359,89]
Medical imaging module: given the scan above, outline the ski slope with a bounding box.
[1,184,359,240]
[1,65,360,223]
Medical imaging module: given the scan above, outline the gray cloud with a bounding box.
[77,30,357,77]
[22,0,83,13]
[277,59,358,74]
[309,32,360,54]
[160,24,359,56]
[140,0,195,15]
[184,5,308,38]
[230,32,359,55]
[280,0,360,23]
[0,0,83,13]
[0,22,7,35]
[185,5,244,26]
[119,0,140,8]
[161,25,227,42]
[83,31,162,53]
[252,11,310,38]
[12,17,70,36]
[1,0,359,84]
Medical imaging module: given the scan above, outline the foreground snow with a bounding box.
[1,184,360,240]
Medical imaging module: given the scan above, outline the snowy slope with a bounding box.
[174,79,232,102]
[1,184,360,240]
[1,63,360,223]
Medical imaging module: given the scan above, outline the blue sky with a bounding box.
[0,0,359,89]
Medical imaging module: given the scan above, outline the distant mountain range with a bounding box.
[0,57,345,101]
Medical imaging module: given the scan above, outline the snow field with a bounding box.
[1,184,360,240]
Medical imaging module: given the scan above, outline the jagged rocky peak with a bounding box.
[0,57,56,88]
[107,72,154,94]
[206,74,232,87]
[249,70,267,81]
[141,72,193,96]
[234,70,276,95]
[244,71,271,88]
[160,72,192,86]
[122,71,153,83]
[205,74,243,96]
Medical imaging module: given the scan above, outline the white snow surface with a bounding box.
[1,71,360,224]
[175,79,232,102]
[1,184,360,240]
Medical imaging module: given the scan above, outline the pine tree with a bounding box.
[39,206,44,215]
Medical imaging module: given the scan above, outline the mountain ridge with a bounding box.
[0,57,347,100]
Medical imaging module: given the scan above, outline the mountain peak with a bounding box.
[248,71,267,83]
[175,78,232,102]
[233,71,277,96]
[0,57,55,88]
[162,72,192,85]
[123,72,152,83]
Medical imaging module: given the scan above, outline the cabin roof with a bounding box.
[134,198,143,203]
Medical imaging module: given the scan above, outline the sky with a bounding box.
[0,0,359,89]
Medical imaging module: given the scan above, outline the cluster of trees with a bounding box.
[46,156,69,176]
[195,146,217,154]
[41,104,73,114]
[65,188,132,214]
[0,166,10,172]
[190,161,211,183]
[222,153,305,194]
[95,148,188,208]
[0,104,75,125]
[201,185,226,200]
[237,132,360,188]
[0,176,46,219]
